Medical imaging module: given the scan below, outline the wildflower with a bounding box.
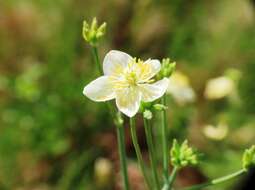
[203,122,229,141]
[242,145,255,171]
[83,50,169,117]
[167,71,196,105]
[204,76,234,100]
[170,139,198,168]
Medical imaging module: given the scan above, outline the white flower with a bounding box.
[83,50,169,117]
[167,71,196,105]
[204,76,234,100]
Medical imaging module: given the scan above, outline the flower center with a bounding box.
[110,58,152,89]
[125,71,137,86]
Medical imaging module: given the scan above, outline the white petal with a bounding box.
[83,76,115,102]
[115,87,141,117]
[139,78,169,102]
[139,59,161,82]
[103,50,132,75]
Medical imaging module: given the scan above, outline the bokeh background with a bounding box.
[0,0,255,189]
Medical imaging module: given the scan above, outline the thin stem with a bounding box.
[91,46,103,75]
[144,118,160,190]
[168,166,178,189]
[161,95,169,182]
[116,126,130,190]
[182,169,246,190]
[90,46,129,190]
[130,117,152,190]
[162,166,179,190]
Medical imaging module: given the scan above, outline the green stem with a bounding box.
[182,169,246,190]
[91,46,103,75]
[116,125,130,190]
[144,118,160,190]
[169,166,178,189]
[91,46,129,190]
[162,166,178,190]
[161,95,169,182]
[130,117,152,190]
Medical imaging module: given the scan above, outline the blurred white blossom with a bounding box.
[203,122,229,141]
[204,76,234,100]
[167,71,196,105]
[94,158,113,187]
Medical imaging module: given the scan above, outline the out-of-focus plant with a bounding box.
[204,68,241,101]
[167,71,196,105]
[203,122,229,141]
[204,76,234,100]
[94,157,114,189]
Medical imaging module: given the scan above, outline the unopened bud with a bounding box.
[242,145,255,171]
[143,110,153,120]
[157,58,176,80]
[82,17,107,46]
[170,139,198,168]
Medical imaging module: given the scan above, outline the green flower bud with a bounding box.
[170,139,198,168]
[157,58,176,80]
[143,109,153,120]
[153,103,168,111]
[242,145,255,171]
[82,17,107,46]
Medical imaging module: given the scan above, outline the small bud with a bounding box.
[143,110,153,120]
[242,145,255,171]
[82,17,107,46]
[170,139,198,168]
[153,104,168,111]
[157,58,176,80]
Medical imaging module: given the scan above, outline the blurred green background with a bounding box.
[0,0,255,189]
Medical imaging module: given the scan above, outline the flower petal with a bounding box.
[138,59,161,82]
[83,76,115,102]
[103,50,132,76]
[115,87,141,117]
[139,78,169,102]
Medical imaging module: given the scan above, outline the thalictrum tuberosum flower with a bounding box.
[83,50,169,117]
